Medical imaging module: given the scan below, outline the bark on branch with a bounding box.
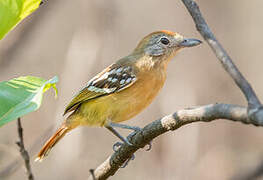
[88,104,249,180]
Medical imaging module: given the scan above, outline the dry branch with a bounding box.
[88,104,249,180]
[16,118,34,180]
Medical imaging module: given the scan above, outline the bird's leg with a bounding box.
[105,123,133,146]
[105,122,152,168]
[115,123,152,151]
[108,122,141,132]
[106,122,152,151]
[107,122,142,147]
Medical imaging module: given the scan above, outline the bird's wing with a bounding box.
[64,64,137,115]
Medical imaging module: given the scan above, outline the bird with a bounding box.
[36,30,201,161]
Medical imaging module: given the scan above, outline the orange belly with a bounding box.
[110,72,165,123]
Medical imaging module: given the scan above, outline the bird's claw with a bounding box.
[120,154,135,168]
[113,142,123,152]
[112,130,152,169]
[145,141,152,151]
[113,137,134,152]
[113,141,135,168]
[111,126,152,168]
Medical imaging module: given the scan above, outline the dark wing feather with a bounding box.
[63,64,137,115]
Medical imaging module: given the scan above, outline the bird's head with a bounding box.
[134,30,201,61]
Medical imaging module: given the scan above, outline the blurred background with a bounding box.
[1,0,263,179]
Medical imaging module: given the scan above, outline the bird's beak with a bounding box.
[179,38,202,47]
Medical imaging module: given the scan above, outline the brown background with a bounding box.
[1,0,263,179]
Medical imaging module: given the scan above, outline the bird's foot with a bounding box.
[121,154,135,168]
[111,126,152,168]
[108,122,141,132]
[127,128,152,151]
[112,141,135,168]
[113,142,124,152]
[145,141,152,151]
[109,124,152,151]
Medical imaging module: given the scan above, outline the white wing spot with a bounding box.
[108,77,112,82]
[120,79,125,85]
[116,67,123,73]
[88,86,95,91]
[112,78,118,83]
[103,87,116,93]
[109,69,116,74]
[88,86,101,93]
[126,78,132,83]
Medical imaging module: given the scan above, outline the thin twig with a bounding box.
[180,0,263,124]
[88,104,249,180]
[0,125,53,178]
[16,118,34,180]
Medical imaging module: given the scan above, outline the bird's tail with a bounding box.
[35,125,70,162]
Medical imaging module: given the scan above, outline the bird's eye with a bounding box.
[160,37,170,45]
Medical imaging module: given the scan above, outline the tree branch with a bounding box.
[180,0,263,124]
[88,104,249,180]
[16,118,34,180]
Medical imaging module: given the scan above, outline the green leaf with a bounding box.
[0,76,58,127]
[0,0,41,40]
